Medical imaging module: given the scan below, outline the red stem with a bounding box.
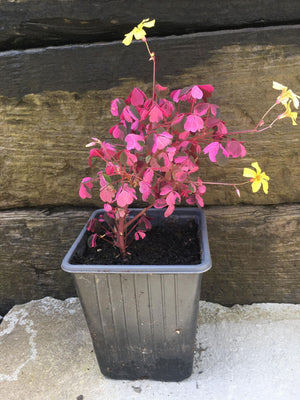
[152,55,156,101]
[116,206,128,259]
[124,204,154,230]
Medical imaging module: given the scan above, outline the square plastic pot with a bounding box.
[62,207,211,381]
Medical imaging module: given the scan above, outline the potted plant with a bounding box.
[62,19,299,381]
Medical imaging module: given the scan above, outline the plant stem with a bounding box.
[116,206,129,259]
[202,181,249,186]
[256,102,277,129]
[152,55,156,101]
[124,204,154,230]
[144,39,156,101]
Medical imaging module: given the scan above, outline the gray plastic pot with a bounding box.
[62,207,211,381]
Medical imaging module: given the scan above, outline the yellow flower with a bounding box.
[277,101,298,125]
[243,162,270,194]
[122,18,155,46]
[273,81,300,109]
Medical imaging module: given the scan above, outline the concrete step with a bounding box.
[0,297,299,400]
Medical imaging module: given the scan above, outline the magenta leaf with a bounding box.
[195,193,204,207]
[104,203,112,212]
[184,114,204,132]
[154,198,167,209]
[123,150,138,166]
[166,191,181,206]
[134,230,146,240]
[174,155,188,164]
[91,234,98,247]
[139,215,152,230]
[115,184,137,207]
[203,142,229,163]
[155,83,168,96]
[125,134,145,151]
[190,85,203,100]
[152,131,172,153]
[164,204,175,218]
[173,169,187,182]
[160,184,172,196]
[143,168,154,183]
[226,140,246,158]
[88,148,102,166]
[171,113,184,126]
[111,98,121,116]
[198,84,214,101]
[149,103,164,123]
[210,104,219,116]
[139,181,152,201]
[194,103,210,116]
[128,87,146,106]
[121,105,139,123]
[100,185,116,203]
[170,89,181,103]
[79,177,93,199]
[110,124,126,140]
[159,99,174,118]
[101,142,116,159]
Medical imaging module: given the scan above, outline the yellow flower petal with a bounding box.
[122,32,134,46]
[287,90,299,109]
[122,18,155,46]
[273,81,287,91]
[134,28,147,40]
[251,180,261,193]
[278,101,298,125]
[244,163,269,195]
[261,172,270,181]
[273,82,300,109]
[251,161,261,174]
[243,168,256,178]
[262,179,269,194]
[139,18,155,28]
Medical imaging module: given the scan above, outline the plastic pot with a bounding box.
[62,207,211,381]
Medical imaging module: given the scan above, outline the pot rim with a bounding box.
[61,207,211,274]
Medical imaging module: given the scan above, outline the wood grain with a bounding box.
[203,204,300,305]
[0,204,298,315]
[0,26,299,208]
[0,0,299,50]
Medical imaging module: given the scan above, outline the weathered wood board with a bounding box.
[0,0,299,50]
[0,204,299,315]
[203,205,300,305]
[0,26,299,209]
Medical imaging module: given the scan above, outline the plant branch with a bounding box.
[124,204,154,230]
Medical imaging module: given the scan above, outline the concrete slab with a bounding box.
[0,297,299,400]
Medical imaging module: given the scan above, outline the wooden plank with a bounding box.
[0,204,299,315]
[203,204,300,305]
[1,25,300,97]
[0,208,90,316]
[0,26,299,209]
[0,0,299,50]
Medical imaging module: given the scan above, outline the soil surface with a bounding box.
[71,220,201,265]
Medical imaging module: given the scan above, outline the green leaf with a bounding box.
[119,151,127,165]
[117,99,126,115]
[129,105,141,120]
[157,155,165,167]
[188,183,196,193]
[102,173,112,183]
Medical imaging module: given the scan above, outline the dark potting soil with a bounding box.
[71,220,201,265]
